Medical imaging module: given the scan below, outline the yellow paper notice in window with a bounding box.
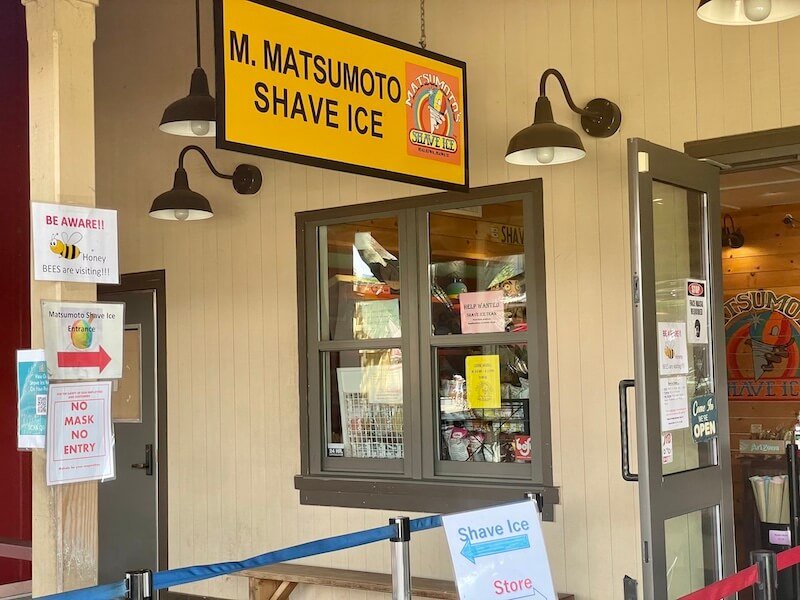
[465,355,501,409]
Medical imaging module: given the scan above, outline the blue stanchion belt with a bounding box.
[33,515,443,600]
[35,580,128,600]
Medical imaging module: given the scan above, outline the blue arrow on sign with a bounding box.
[460,534,530,564]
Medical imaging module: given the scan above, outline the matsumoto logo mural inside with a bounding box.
[725,290,800,400]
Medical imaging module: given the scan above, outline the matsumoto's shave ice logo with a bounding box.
[405,63,463,166]
[725,290,800,400]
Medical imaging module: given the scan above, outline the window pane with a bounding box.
[436,344,530,463]
[324,349,403,460]
[652,182,716,475]
[428,201,526,335]
[320,217,400,341]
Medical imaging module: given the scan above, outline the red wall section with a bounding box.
[0,1,32,585]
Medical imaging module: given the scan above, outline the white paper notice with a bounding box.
[46,381,115,486]
[660,376,690,432]
[686,279,708,345]
[658,322,689,375]
[460,290,505,334]
[31,202,119,284]
[662,432,674,464]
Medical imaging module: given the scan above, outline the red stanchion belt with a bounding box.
[777,544,800,571]
[678,544,800,600]
[677,564,758,600]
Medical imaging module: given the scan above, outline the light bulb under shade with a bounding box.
[506,146,586,166]
[159,67,217,137]
[505,122,587,166]
[149,167,214,221]
[744,0,772,21]
[697,0,800,25]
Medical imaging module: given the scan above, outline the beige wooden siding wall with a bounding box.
[93,1,799,598]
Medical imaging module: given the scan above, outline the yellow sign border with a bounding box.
[213,0,469,191]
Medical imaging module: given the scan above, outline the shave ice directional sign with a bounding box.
[41,300,124,380]
[442,499,557,600]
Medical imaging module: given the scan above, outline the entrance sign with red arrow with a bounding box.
[41,300,124,380]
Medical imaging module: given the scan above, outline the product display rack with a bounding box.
[440,398,530,462]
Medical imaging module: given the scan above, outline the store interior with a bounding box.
[322,200,531,465]
[722,162,800,598]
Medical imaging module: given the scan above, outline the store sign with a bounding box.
[691,394,718,442]
[442,500,557,600]
[725,290,800,401]
[214,0,468,190]
[41,301,125,380]
[31,202,119,284]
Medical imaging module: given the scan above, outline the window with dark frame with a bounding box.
[295,180,559,518]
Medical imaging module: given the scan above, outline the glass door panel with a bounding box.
[651,182,716,475]
[665,506,722,600]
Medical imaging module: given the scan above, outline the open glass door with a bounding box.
[627,138,735,599]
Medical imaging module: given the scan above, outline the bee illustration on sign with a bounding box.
[49,232,83,260]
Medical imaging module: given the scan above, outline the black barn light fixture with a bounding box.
[722,214,745,248]
[150,146,262,221]
[697,0,800,25]
[159,0,216,136]
[505,68,622,166]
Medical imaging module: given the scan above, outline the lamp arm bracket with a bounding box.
[539,68,598,119]
[178,145,233,181]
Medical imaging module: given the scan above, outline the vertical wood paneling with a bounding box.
[749,24,781,131]
[92,1,800,598]
[722,27,753,136]
[571,0,614,596]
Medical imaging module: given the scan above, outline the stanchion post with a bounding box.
[525,492,544,519]
[125,570,153,600]
[751,550,777,600]
[390,516,411,600]
[787,442,800,596]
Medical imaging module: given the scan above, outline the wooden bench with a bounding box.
[242,564,575,600]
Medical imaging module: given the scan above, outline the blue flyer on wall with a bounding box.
[17,349,49,449]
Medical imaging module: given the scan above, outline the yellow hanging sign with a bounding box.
[466,355,501,409]
[214,0,469,190]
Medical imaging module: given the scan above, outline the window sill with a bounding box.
[295,474,559,521]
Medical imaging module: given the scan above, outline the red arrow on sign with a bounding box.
[57,346,112,373]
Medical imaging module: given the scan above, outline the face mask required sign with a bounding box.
[214,0,468,190]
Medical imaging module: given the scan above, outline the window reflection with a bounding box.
[429,201,526,335]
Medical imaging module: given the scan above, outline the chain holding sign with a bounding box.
[31,202,119,284]
[41,300,124,380]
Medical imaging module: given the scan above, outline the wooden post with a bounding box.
[22,0,100,594]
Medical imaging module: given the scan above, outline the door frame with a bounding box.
[629,138,736,598]
[99,270,168,572]
[685,125,800,170]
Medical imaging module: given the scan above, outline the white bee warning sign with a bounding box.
[31,202,119,284]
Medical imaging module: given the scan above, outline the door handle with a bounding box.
[131,444,153,476]
[619,379,638,482]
